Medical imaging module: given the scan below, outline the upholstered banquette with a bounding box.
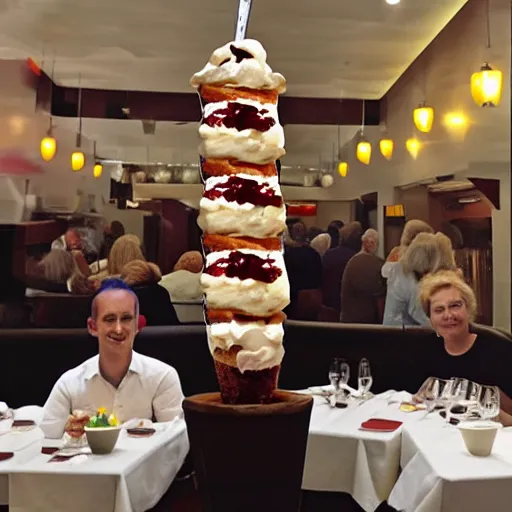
[1,322,510,408]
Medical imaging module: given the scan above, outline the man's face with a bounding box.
[65,230,82,251]
[87,290,138,356]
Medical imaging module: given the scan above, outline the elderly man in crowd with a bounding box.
[340,229,386,324]
[40,278,184,438]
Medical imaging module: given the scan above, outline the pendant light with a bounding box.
[413,102,434,133]
[379,138,394,160]
[71,75,85,171]
[471,0,502,107]
[335,116,349,177]
[356,100,371,165]
[406,138,421,160]
[40,56,57,162]
[93,141,103,178]
[337,161,348,177]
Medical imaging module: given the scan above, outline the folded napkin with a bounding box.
[0,402,7,415]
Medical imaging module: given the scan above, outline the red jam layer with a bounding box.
[204,175,282,208]
[203,102,275,132]
[205,251,282,283]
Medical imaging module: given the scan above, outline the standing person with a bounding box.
[322,222,362,313]
[382,220,433,279]
[340,229,386,324]
[40,278,184,439]
[327,220,345,249]
[383,232,457,326]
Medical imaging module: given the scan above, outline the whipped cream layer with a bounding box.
[201,249,290,317]
[198,174,286,238]
[199,99,285,165]
[190,39,286,94]
[208,320,284,373]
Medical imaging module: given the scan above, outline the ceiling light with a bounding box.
[471,63,503,107]
[71,151,85,171]
[93,163,103,178]
[443,112,468,128]
[40,136,57,162]
[413,102,434,133]
[338,161,348,177]
[386,0,400,4]
[379,139,394,160]
[406,138,421,160]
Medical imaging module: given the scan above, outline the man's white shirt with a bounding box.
[41,352,184,438]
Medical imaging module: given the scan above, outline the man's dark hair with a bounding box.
[327,220,345,248]
[91,278,139,319]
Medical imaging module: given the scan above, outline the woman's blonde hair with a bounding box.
[401,232,456,278]
[121,259,162,286]
[174,251,203,273]
[107,234,145,275]
[310,233,331,256]
[419,270,477,322]
[399,220,434,253]
[38,250,79,282]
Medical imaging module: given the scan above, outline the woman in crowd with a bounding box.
[26,249,98,296]
[310,233,331,257]
[383,232,457,326]
[121,259,179,325]
[159,251,203,301]
[417,270,512,425]
[382,219,433,279]
[107,234,145,276]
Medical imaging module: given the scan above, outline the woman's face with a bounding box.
[429,286,469,339]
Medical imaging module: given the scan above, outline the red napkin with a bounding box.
[138,315,147,330]
[361,418,403,432]
[0,452,14,461]
[41,447,59,455]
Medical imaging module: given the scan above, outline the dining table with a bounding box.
[2,415,189,512]
[389,413,512,512]
[300,389,425,512]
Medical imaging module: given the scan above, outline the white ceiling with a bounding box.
[0,0,468,164]
[0,0,467,98]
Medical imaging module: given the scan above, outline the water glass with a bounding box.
[478,385,500,420]
[358,358,373,397]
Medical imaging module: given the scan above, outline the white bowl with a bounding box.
[84,426,121,454]
[458,421,503,457]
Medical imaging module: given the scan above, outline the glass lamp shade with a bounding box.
[471,63,503,107]
[413,103,434,133]
[337,161,348,177]
[356,141,371,165]
[40,136,57,162]
[379,139,394,160]
[93,163,103,178]
[406,138,421,159]
[71,151,85,171]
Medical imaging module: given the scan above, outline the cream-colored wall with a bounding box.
[316,201,354,229]
[328,0,511,329]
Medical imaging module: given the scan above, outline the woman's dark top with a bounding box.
[424,331,512,399]
[132,284,179,326]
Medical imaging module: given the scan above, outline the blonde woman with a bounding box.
[310,233,331,257]
[382,220,434,279]
[383,232,457,326]
[107,234,145,276]
[417,271,512,425]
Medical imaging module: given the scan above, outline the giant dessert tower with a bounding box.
[191,39,290,404]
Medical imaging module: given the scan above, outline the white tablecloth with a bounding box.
[389,415,512,512]
[302,390,419,512]
[7,418,189,512]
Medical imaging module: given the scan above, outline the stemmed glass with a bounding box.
[478,385,500,421]
[358,358,373,399]
[442,378,472,424]
[417,377,442,418]
[328,358,350,408]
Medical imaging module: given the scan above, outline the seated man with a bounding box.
[40,278,184,438]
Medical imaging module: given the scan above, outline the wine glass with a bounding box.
[358,358,373,398]
[418,377,441,417]
[328,358,342,391]
[478,385,500,421]
[328,358,350,408]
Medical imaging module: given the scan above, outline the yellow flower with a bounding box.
[108,414,119,426]
[98,407,107,415]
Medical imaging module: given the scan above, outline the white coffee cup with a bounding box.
[458,421,503,457]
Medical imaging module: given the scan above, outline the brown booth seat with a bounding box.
[1,321,510,409]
